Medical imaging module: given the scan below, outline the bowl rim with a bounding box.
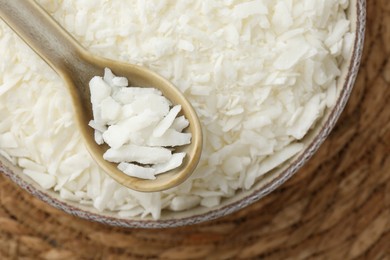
[0,0,366,229]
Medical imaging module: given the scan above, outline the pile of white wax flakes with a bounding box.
[0,0,353,219]
[89,68,191,180]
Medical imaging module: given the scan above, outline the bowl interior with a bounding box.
[0,0,365,228]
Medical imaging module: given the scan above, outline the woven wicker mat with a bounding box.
[1,0,390,259]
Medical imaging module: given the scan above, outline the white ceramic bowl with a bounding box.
[0,0,366,228]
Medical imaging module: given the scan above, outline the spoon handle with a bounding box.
[0,0,92,79]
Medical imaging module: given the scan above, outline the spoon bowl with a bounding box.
[0,0,202,192]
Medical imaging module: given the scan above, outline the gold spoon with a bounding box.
[0,0,202,192]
